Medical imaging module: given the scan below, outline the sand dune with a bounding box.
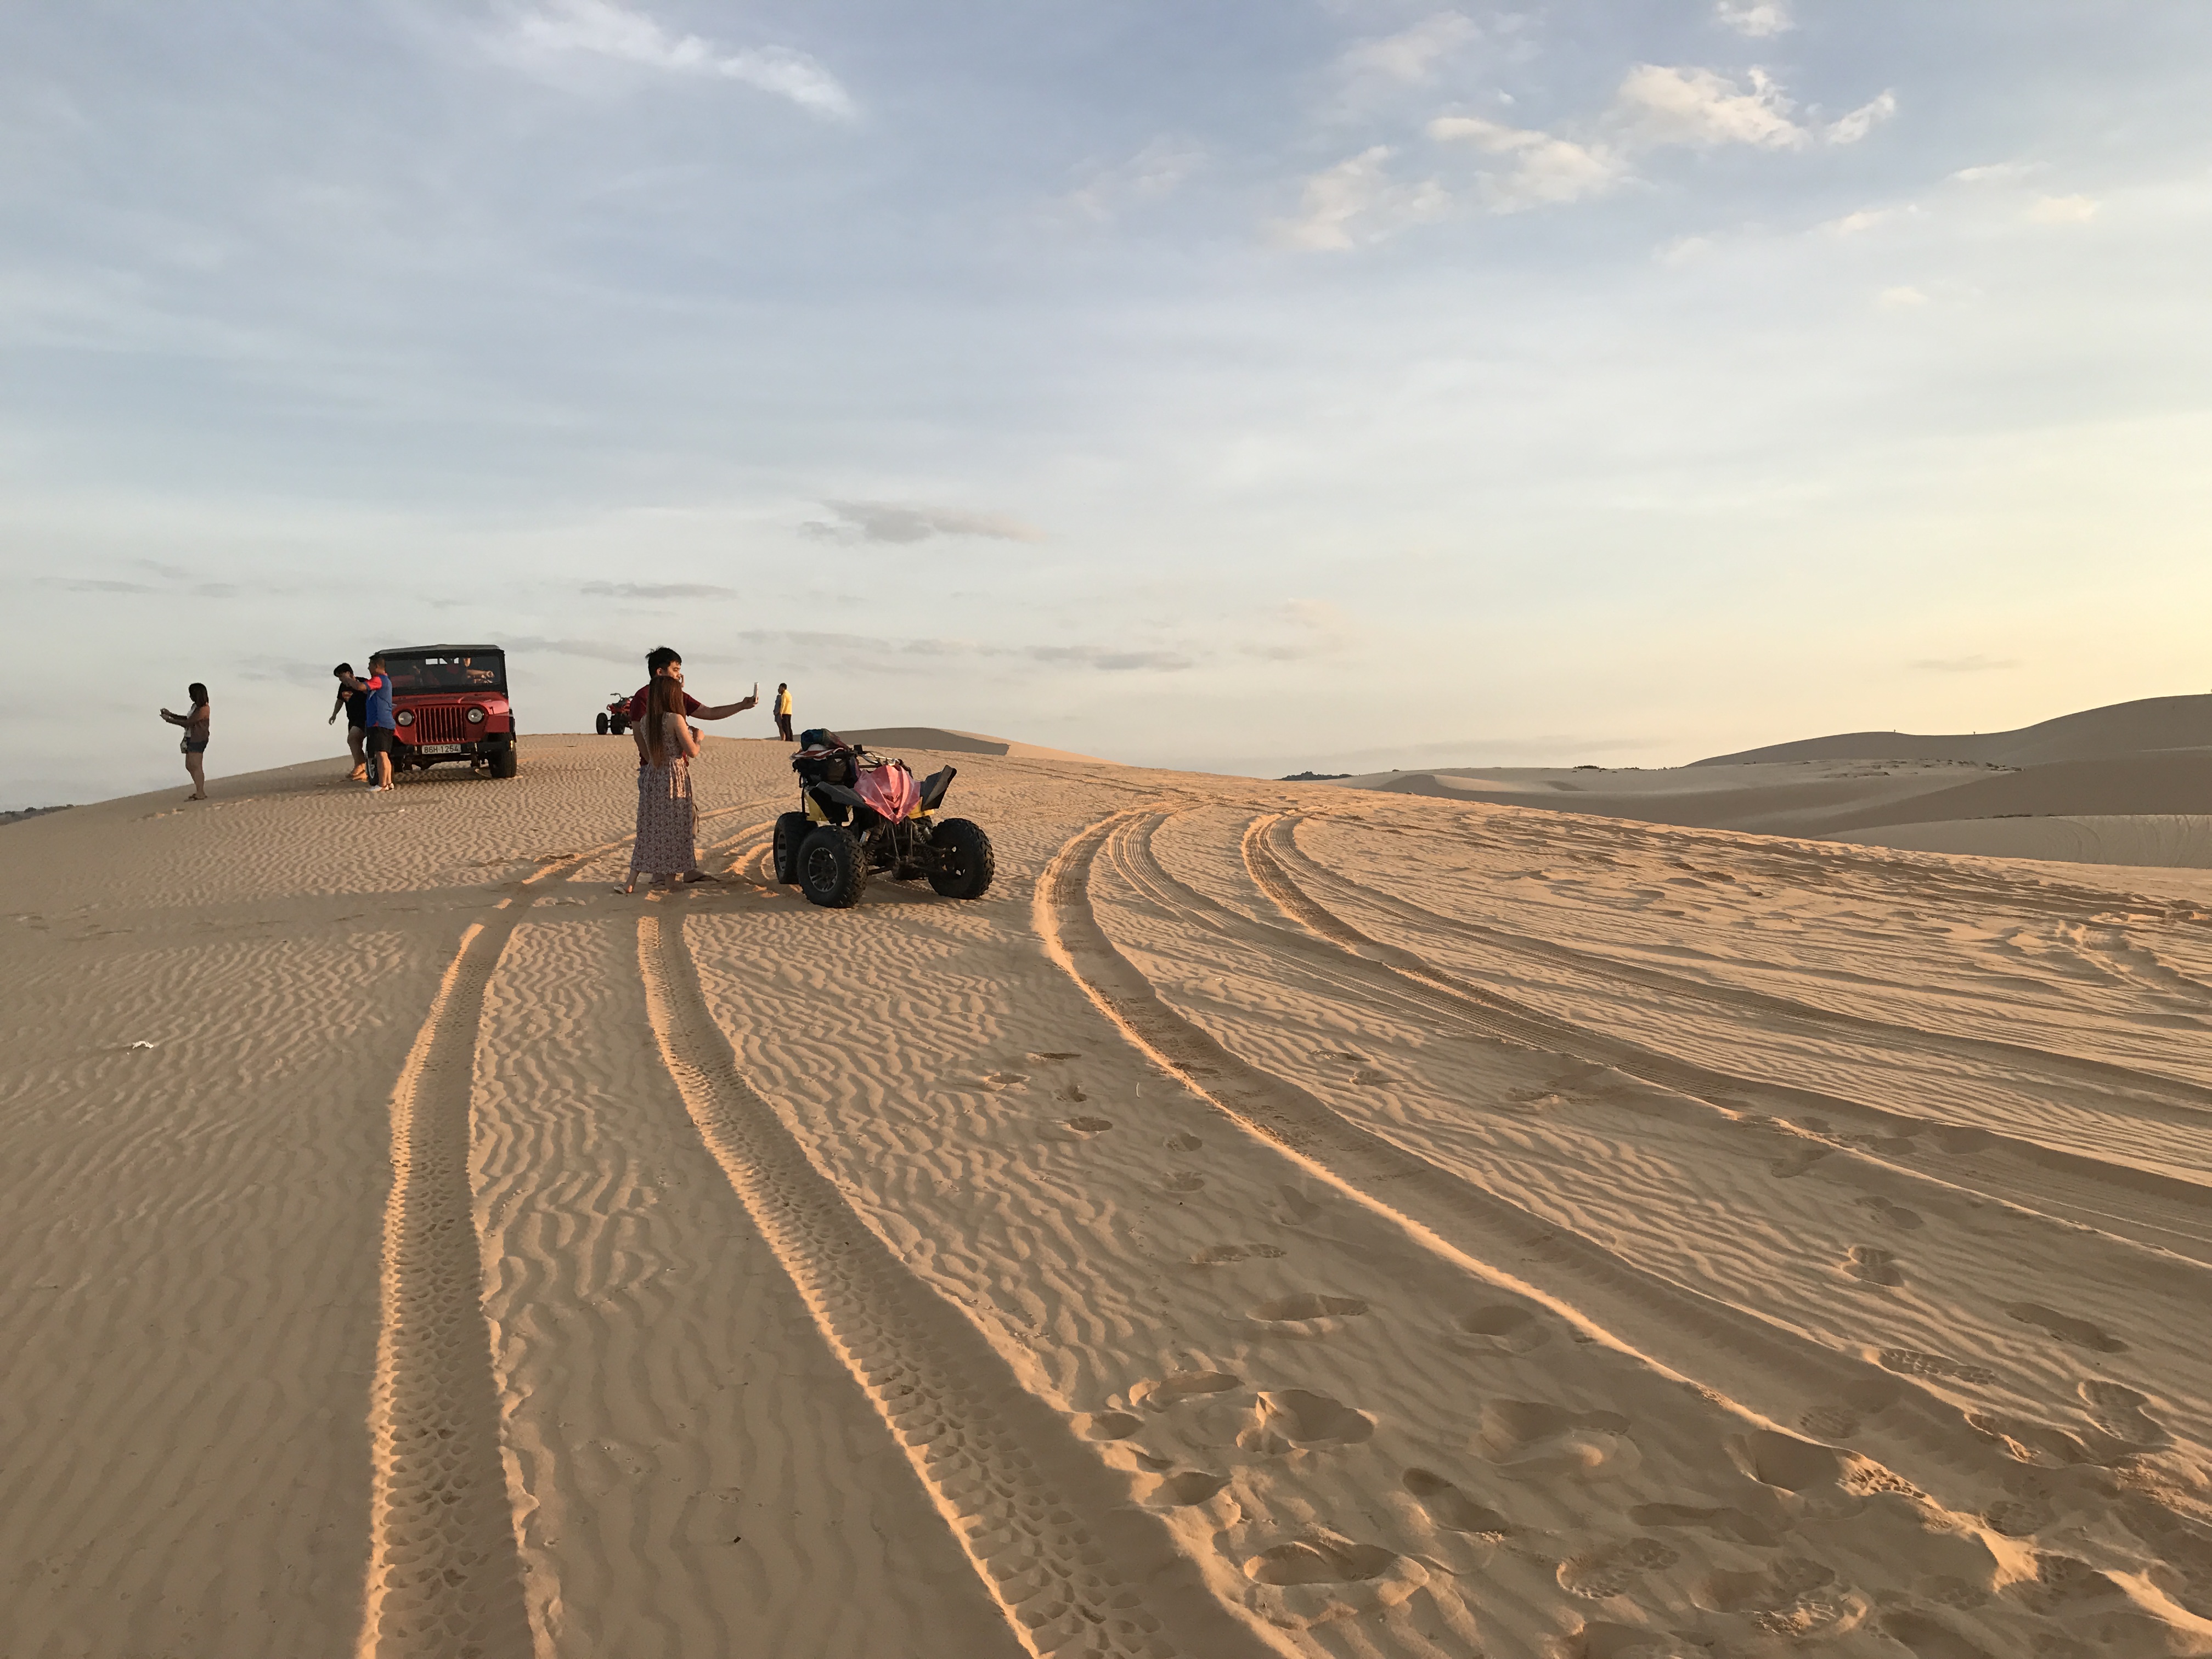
[1331,695,2212,869]
[1695,692,2212,768]
[4,733,2211,1657]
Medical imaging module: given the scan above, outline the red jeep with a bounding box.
[379,644,519,778]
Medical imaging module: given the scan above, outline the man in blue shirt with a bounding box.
[362,652,397,793]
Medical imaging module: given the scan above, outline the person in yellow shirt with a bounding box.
[774,682,795,742]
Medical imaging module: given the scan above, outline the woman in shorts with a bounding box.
[160,682,211,800]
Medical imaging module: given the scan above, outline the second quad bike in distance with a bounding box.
[594,692,633,737]
[775,731,994,909]
[377,644,518,777]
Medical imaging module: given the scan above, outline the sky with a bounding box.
[3,0,2210,807]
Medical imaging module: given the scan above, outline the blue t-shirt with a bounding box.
[364,674,394,729]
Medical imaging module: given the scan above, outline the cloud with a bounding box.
[496,0,855,118]
[1909,654,2021,673]
[1062,138,1203,223]
[1336,12,1480,90]
[1826,207,1892,235]
[1714,1,1792,37]
[1825,91,1898,145]
[580,580,736,599]
[1277,146,1448,250]
[1429,117,1624,211]
[1240,599,1361,662]
[2027,193,2098,224]
[727,628,1194,673]
[1878,285,1929,308]
[503,634,644,664]
[1950,162,2034,185]
[1609,64,1805,150]
[44,571,235,597]
[799,500,1045,545]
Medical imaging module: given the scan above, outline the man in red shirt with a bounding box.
[625,646,757,739]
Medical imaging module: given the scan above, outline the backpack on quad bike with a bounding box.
[774,735,994,909]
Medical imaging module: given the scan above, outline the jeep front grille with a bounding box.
[409,707,469,743]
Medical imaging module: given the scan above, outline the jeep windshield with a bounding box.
[381,649,507,695]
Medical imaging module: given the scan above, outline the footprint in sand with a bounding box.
[1842,1245,1905,1286]
[1692,1556,1858,1635]
[1055,1084,1089,1103]
[1030,1051,1082,1062]
[1064,1115,1114,1137]
[1454,1303,1552,1355]
[1132,1371,1242,1412]
[1139,1469,1229,1508]
[2006,1301,2126,1352]
[1238,1389,1375,1453]
[1855,1194,1925,1229]
[1880,1348,1999,1387]
[1193,1244,1249,1266]
[1558,1537,1679,1599]
[1728,1430,1844,1494]
[2078,1380,2168,1446]
[1628,1503,1780,1548]
[1075,1410,1142,1441]
[1249,1292,1369,1330]
[1477,1401,1639,1480]
[1162,1172,1206,1193]
[1770,1147,1834,1180]
[1242,1532,1408,1589]
[1163,1132,1202,1152]
[984,1071,1031,1088]
[1401,1468,1511,1537]
[1273,1186,1327,1225]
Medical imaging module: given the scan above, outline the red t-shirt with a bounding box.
[628,682,704,721]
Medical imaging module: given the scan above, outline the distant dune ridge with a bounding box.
[1328,693,2212,869]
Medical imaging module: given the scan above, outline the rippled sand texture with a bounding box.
[2,734,2210,1657]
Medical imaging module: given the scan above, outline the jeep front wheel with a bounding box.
[491,741,519,778]
[797,826,868,909]
[926,818,994,899]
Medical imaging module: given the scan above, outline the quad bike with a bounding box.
[774,732,994,909]
[594,693,632,737]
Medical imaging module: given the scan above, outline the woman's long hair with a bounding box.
[188,682,208,707]
[646,675,686,766]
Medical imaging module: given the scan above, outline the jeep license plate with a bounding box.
[418,743,461,755]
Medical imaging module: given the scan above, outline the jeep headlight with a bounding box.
[395,709,414,727]
[466,706,486,724]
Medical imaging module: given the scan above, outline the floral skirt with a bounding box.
[630,760,697,879]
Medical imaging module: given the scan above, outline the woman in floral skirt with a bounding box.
[627,675,710,893]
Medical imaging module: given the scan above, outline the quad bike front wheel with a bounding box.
[595,712,610,735]
[772,812,810,886]
[797,826,869,909]
[926,818,994,900]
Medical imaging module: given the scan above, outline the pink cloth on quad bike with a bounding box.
[853,759,920,824]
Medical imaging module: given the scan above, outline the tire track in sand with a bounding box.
[1035,811,2031,1503]
[360,806,771,1659]
[637,904,1286,1659]
[1230,812,2212,1262]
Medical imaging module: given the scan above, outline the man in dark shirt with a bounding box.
[329,663,369,781]
[623,646,757,740]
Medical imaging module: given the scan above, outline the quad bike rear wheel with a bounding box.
[797,826,869,909]
[926,818,994,899]
[772,812,810,885]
